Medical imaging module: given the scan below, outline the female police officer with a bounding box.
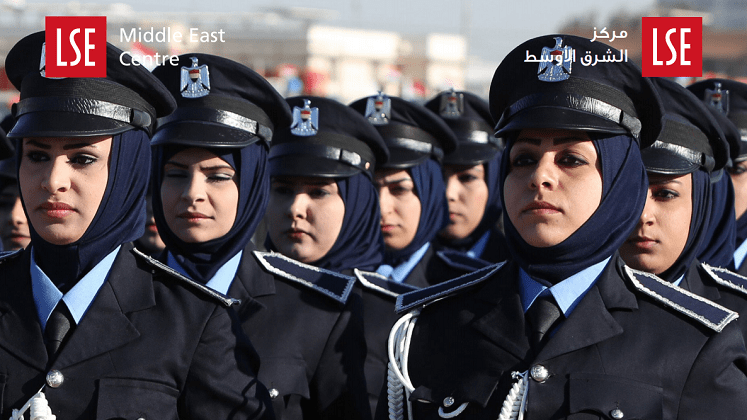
[620,77,747,338]
[0,33,270,420]
[150,57,371,420]
[424,90,509,264]
[349,94,467,288]
[381,35,747,420]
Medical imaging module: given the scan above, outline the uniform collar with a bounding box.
[31,245,121,330]
[167,250,242,294]
[467,230,491,259]
[376,242,430,283]
[519,256,611,317]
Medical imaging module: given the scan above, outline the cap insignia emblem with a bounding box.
[537,37,572,82]
[705,82,729,116]
[291,99,319,136]
[365,92,391,125]
[180,57,210,98]
[439,89,463,119]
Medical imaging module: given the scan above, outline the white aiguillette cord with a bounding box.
[9,385,56,420]
[498,371,529,420]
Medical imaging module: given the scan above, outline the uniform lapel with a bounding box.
[52,245,153,370]
[537,257,637,362]
[470,261,531,361]
[0,250,48,370]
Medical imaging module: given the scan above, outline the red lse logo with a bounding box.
[641,17,702,77]
[45,16,107,78]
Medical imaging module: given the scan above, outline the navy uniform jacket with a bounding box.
[226,246,369,420]
[685,261,747,339]
[403,245,488,289]
[379,255,747,420]
[353,270,417,419]
[0,243,271,420]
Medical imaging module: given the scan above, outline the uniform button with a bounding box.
[443,396,454,407]
[46,370,64,388]
[530,365,549,383]
[611,408,624,419]
[138,418,146,420]
[268,388,279,399]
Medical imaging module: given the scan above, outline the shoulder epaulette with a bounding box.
[436,249,493,272]
[396,261,505,314]
[132,248,240,308]
[623,265,738,332]
[253,251,355,304]
[701,263,747,297]
[0,249,22,265]
[354,269,418,299]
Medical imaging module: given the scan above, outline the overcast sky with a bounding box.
[30,0,657,63]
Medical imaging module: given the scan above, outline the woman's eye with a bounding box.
[729,165,747,175]
[70,155,97,166]
[510,154,535,168]
[309,188,330,198]
[208,173,234,182]
[25,151,48,163]
[271,185,293,195]
[557,154,588,167]
[457,174,477,183]
[653,189,679,200]
[164,169,188,179]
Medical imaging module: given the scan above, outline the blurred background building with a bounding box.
[0,0,745,115]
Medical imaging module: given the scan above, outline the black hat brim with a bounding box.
[382,147,431,169]
[151,121,261,148]
[444,143,499,166]
[269,154,362,178]
[641,147,699,175]
[7,112,133,138]
[496,106,630,138]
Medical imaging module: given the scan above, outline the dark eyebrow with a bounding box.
[201,165,235,171]
[24,140,98,150]
[377,177,413,187]
[513,136,588,146]
[164,161,188,169]
[648,177,684,186]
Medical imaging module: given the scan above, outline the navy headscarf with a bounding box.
[501,133,648,284]
[438,151,503,251]
[696,172,736,268]
[24,130,150,293]
[736,201,747,247]
[266,172,384,273]
[152,143,269,284]
[383,158,449,265]
[659,170,711,282]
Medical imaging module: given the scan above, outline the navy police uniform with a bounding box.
[687,79,747,276]
[151,57,370,420]
[425,90,510,265]
[349,94,465,288]
[0,33,270,420]
[378,35,747,420]
[639,78,747,341]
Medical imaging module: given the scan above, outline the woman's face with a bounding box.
[19,136,111,245]
[504,129,603,247]
[728,161,747,220]
[441,164,489,241]
[620,173,692,275]
[266,176,345,264]
[375,168,421,251]
[0,183,31,251]
[160,148,239,243]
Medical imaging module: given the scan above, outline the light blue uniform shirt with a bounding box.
[167,250,243,294]
[31,245,121,331]
[376,242,431,284]
[466,231,491,259]
[520,257,611,317]
[734,238,747,270]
